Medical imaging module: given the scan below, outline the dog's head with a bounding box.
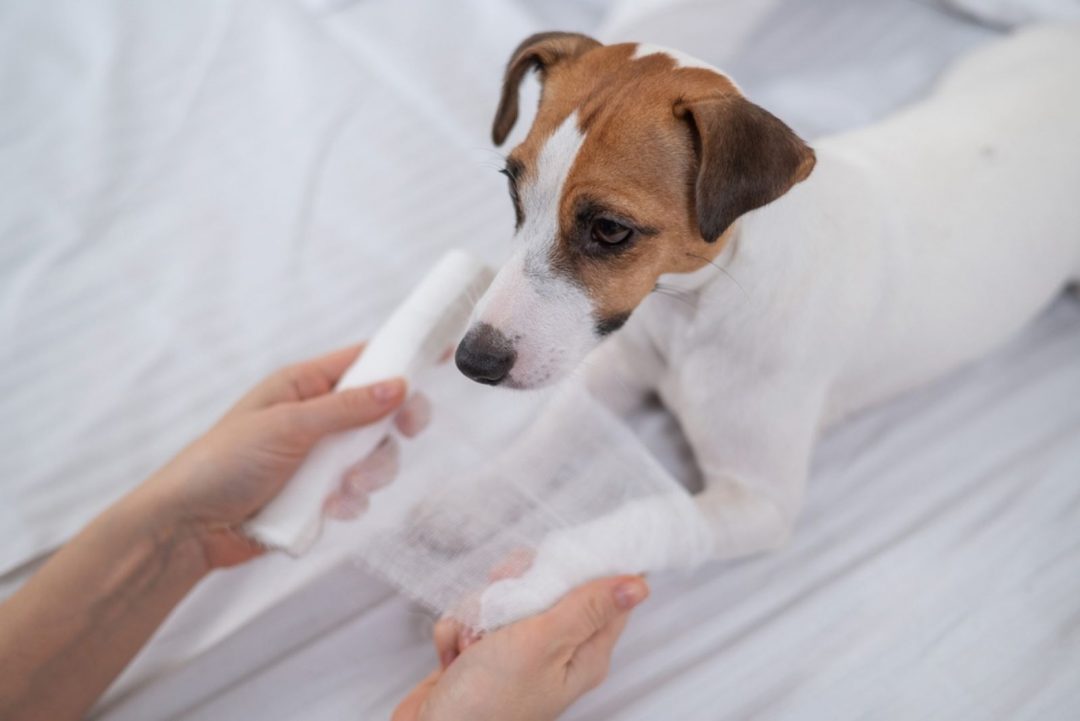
[456,32,815,388]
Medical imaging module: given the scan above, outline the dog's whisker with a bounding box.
[474,147,512,171]
[652,284,699,310]
[653,281,696,298]
[684,252,747,296]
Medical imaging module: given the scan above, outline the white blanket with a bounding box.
[1,0,1077,719]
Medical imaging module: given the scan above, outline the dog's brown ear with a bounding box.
[492,31,601,146]
[675,95,815,242]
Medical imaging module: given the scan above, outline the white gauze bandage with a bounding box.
[249,250,714,629]
[247,250,495,554]
[339,366,715,631]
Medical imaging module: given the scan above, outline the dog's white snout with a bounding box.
[460,250,597,389]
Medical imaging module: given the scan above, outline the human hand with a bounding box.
[135,344,429,569]
[393,575,649,721]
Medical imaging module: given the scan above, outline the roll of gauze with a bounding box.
[246,250,494,555]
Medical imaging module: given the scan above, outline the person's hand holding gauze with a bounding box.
[143,344,429,568]
[245,250,493,555]
[0,346,426,721]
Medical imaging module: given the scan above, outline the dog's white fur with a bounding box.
[470,112,594,388]
[474,25,1080,622]
[632,42,723,74]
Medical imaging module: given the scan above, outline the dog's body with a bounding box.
[605,23,1080,556]
[797,27,1080,423]
[457,25,1080,622]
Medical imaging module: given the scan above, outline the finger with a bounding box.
[487,547,535,582]
[393,393,432,438]
[201,527,268,568]
[435,549,533,660]
[457,624,482,655]
[433,614,482,669]
[342,437,400,495]
[566,610,631,695]
[293,343,367,392]
[435,547,533,659]
[323,489,370,521]
[433,617,462,669]
[391,669,441,721]
[230,344,365,413]
[287,377,406,440]
[536,576,649,650]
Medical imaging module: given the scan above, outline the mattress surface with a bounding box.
[1,1,1076,719]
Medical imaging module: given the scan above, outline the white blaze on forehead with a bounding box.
[632,43,741,89]
[519,111,586,273]
[631,43,717,71]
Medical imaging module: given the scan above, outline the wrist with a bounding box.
[115,481,213,582]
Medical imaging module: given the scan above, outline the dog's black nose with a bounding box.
[455,323,516,385]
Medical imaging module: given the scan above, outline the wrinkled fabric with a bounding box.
[2,0,1078,719]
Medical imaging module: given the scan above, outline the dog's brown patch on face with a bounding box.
[507,46,735,321]
[501,41,812,327]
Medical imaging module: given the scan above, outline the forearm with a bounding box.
[0,348,409,719]
[0,485,208,721]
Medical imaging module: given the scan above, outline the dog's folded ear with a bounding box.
[492,32,601,146]
[676,95,816,242]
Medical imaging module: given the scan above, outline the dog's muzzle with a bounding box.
[456,322,516,385]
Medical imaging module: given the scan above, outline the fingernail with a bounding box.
[323,496,349,520]
[396,395,431,438]
[614,580,648,610]
[324,493,369,520]
[370,378,404,405]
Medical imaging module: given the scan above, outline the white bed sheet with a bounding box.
[1,0,1077,719]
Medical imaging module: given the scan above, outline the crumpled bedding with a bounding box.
[1,0,1077,719]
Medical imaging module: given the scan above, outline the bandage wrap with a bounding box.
[249,250,711,629]
[347,367,712,630]
[246,251,494,554]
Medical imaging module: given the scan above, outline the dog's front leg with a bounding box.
[477,359,826,628]
[675,355,827,559]
[407,336,664,563]
[477,489,714,629]
[582,320,667,416]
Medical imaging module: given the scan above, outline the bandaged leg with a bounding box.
[478,491,713,629]
[344,370,715,630]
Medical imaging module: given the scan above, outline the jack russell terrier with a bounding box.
[453,25,1080,623]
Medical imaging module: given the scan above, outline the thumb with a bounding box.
[289,377,407,440]
[540,575,649,649]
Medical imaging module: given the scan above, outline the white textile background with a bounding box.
[1,0,1077,719]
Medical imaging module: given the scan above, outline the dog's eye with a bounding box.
[591,218,632,245]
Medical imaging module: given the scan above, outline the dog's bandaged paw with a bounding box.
[478,492,714,629]
[345,372,709,631]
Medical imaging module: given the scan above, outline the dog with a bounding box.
[453,26,1080,625]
